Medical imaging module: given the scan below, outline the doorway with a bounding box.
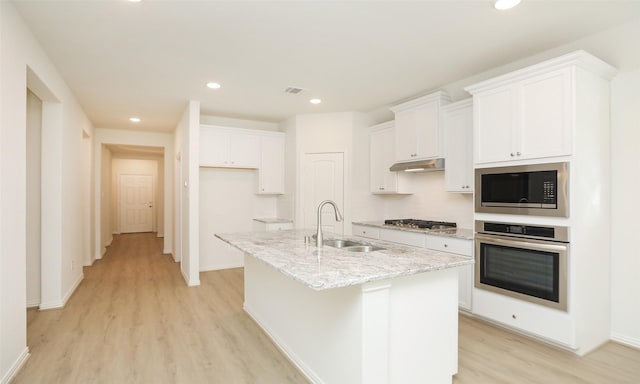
[300,152,345,235]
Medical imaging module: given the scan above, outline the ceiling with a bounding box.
[13,0,640,133]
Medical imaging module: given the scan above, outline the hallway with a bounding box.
[14,233,307,383]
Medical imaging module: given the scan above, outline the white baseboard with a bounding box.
[1,347,29,384]
[39,273,84,310]
[181,269,200,287]
[611,332,640,350]
[163,248,172,255]
[26,298,40,308]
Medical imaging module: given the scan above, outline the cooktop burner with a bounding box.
[384,219,457,230]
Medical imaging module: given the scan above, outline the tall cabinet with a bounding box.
[466,50,617,356]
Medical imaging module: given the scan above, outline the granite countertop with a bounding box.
[216,229,474,291]
[352,221,474,240]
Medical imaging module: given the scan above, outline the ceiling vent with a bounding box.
[284,86,304,94]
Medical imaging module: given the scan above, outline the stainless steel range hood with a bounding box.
[389,158,445,172]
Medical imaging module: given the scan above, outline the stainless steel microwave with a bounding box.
[475,162,569,217]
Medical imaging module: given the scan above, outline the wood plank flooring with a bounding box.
[13,232,640,383]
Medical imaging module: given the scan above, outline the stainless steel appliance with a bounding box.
[475,162,568,217]
[384,219,457,231]
[475,220,569,311]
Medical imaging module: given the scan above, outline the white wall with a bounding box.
[199,168,278,271]
[174,101,201,286]
[1,2,93,381]
[610,68,640,348]
[111,158,160,234]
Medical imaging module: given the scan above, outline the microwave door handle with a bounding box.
[476,233,568,252]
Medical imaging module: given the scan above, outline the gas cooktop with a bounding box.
[384,219,457,230]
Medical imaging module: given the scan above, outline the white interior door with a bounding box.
[301,152,345,235]
[119,174,153,233]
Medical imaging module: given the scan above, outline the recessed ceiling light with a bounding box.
[309,98,322,105]
[206,82,221,89]
[128,0,142,3]
[494,0,521,10]
[129,117,141,123]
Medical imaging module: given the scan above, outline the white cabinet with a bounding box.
[200,125,260,168]
[370,122,411,194]
[442,99,473,193]
[352,224,380,240]
[425,235,473,311]
[258,134,285,194]
[390,91,450,163]
[253,219,293,232]
[468,66,573,164]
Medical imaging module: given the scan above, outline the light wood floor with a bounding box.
[13,233,640,383]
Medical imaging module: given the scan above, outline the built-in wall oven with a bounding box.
[475,221,569,311]
[475,162,569,217]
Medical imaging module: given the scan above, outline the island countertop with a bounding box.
[215,229,474,291]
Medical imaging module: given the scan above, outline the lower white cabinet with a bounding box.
[425,235,473,311]
[352,224,380,239]
[252,219,293,232]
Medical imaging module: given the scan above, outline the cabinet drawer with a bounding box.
[425,235,472,256]
[352,225,380,240]
[379,228,425,248]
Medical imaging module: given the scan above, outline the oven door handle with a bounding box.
[475,233,568,252]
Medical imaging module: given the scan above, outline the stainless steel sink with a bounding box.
[323,239,385,252]
[323,239,362,248]
[343,245,385,252]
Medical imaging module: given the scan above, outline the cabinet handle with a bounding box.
[510,153,515,157]
[516,152,521,156]
[444,244,448,248]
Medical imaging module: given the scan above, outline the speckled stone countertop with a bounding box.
[352,221,474,240]
[216,229,474,291]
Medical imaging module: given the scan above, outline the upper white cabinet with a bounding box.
[442,99,473,193]
[466,53,612,165]
[390,91,451,163]
[258,134,285,194]
[369,121,411,194]
[199,125,285,194]
[200,125,260,168]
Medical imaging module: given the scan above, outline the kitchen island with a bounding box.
[216,229,473,384]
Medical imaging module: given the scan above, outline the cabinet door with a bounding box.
[258,135,285,194]
[443,100,473,192]
[371,128,400,193]
[229,133,260,168]
[518,68,572,159]
[395,102,441,161]
[414,102,440,159]
[474,86,516,164]
[394,109,418,161]
[199,128,229,166]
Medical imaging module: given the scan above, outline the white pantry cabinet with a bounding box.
[200,125,260,168]
[369,122,411,194]
[467,59,582,164]
[390,91,450,163]
[258,134,285,194]
[442,99,473,193]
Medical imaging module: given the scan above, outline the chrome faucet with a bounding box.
[316,200,343,248]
